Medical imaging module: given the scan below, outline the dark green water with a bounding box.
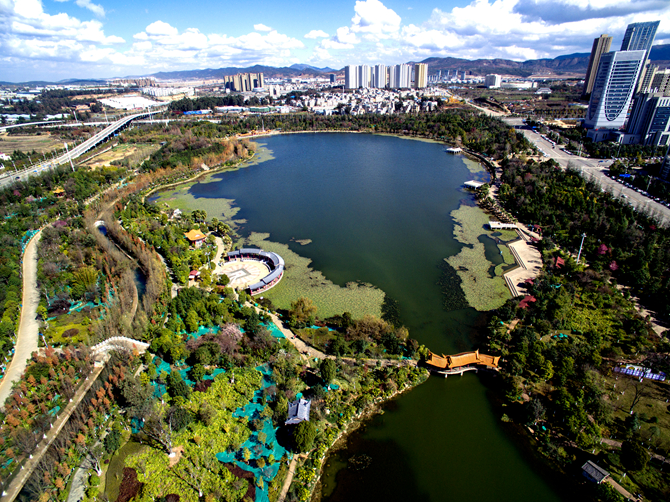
[161,133,562,502]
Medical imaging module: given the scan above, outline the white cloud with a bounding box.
[310,0,670,66]
[144,20,179,37]
[75,0,104,18]
[304,29,329,39]
[350,0,401,36]
[3,0,670,81]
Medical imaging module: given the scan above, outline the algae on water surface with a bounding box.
[247,232,384,319]
[446,205,511,311]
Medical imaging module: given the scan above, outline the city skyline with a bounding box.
[1,0,669,82]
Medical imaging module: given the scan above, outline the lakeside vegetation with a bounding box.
[485,156,670,500]
[3,106,669,502]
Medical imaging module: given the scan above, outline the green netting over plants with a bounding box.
[216,365,292,502]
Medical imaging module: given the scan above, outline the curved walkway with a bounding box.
[0,230,42,410]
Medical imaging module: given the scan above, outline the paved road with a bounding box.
[503,118,670,223]
[0,230,42,410]
[0,108,166,189]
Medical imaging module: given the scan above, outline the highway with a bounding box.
[0,107,166,189]
[502,117,670,223]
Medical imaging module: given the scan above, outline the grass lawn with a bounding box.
[105,439,147,501]
[83,143,161,169]
[44,310,97,345]
[598,372,670,449]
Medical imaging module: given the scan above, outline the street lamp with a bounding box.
[576,233,586,263]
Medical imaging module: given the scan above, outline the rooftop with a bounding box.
[285,398,311,425]
[184,229,206,242]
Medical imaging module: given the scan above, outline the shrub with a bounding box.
[293,420,317,453]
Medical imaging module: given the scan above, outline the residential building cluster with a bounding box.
[344,63,428,89]
[286,87,448,116]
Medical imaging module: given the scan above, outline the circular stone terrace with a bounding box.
[221,248,285,295]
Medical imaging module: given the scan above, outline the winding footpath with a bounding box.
[0,231,42,411]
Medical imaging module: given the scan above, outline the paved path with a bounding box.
[503,236,543,298]
[1,363,105,502]
[605,477,636,500]
[262,310,327,361]
[276,454,304,502]
[0,230,42,410]
[66,455,93,502]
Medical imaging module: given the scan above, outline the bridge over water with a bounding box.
[425,349,500,378]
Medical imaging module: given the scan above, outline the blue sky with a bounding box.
[1,0,669,81]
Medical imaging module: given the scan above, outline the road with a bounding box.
[0,107,166,189]
[502,117,670,223]
[0,230,42,410]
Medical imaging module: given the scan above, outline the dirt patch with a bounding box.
[0,133,61,154]
[168,445,184,467]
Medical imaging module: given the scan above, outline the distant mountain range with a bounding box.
[413,44,670,78]
[2,44,670,85]
[147,43,670,81]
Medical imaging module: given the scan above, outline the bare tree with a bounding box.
[143,407,173,454]
[627,380,650,414]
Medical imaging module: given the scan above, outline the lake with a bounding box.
[152,133,563,502]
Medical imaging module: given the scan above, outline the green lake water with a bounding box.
[152,133,563,502]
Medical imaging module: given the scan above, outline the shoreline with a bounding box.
[304,369,429,502]
[145,129,495,215]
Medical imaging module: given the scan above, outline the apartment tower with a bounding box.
[582,34,612,97]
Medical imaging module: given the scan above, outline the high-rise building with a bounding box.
[485,74,502,89]
[584,50,646,141]
[414,64,428,89]
[620,21,660,53]
[639,64,658,92]
[650,69,670,95]
[626,92,670,147]
[358,65,372,88]
[374,64,387,88]
[389,64,411,89]
[221,73,264,92]
[345,65,358,89]
[620,21,660,92]
[329,74,336,84]
[582,34,612,97]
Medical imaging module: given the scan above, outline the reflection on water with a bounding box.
[159,133,562,502]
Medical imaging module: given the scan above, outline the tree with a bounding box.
[167,371,191,399]
[289,297,317,328]
[293,420,317,452]
[320,358,336,385]
[185,309,199,333]
[620,440,649,471]
[104,429,122,454]
[190,363,206,382]
[167,406,193,431]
